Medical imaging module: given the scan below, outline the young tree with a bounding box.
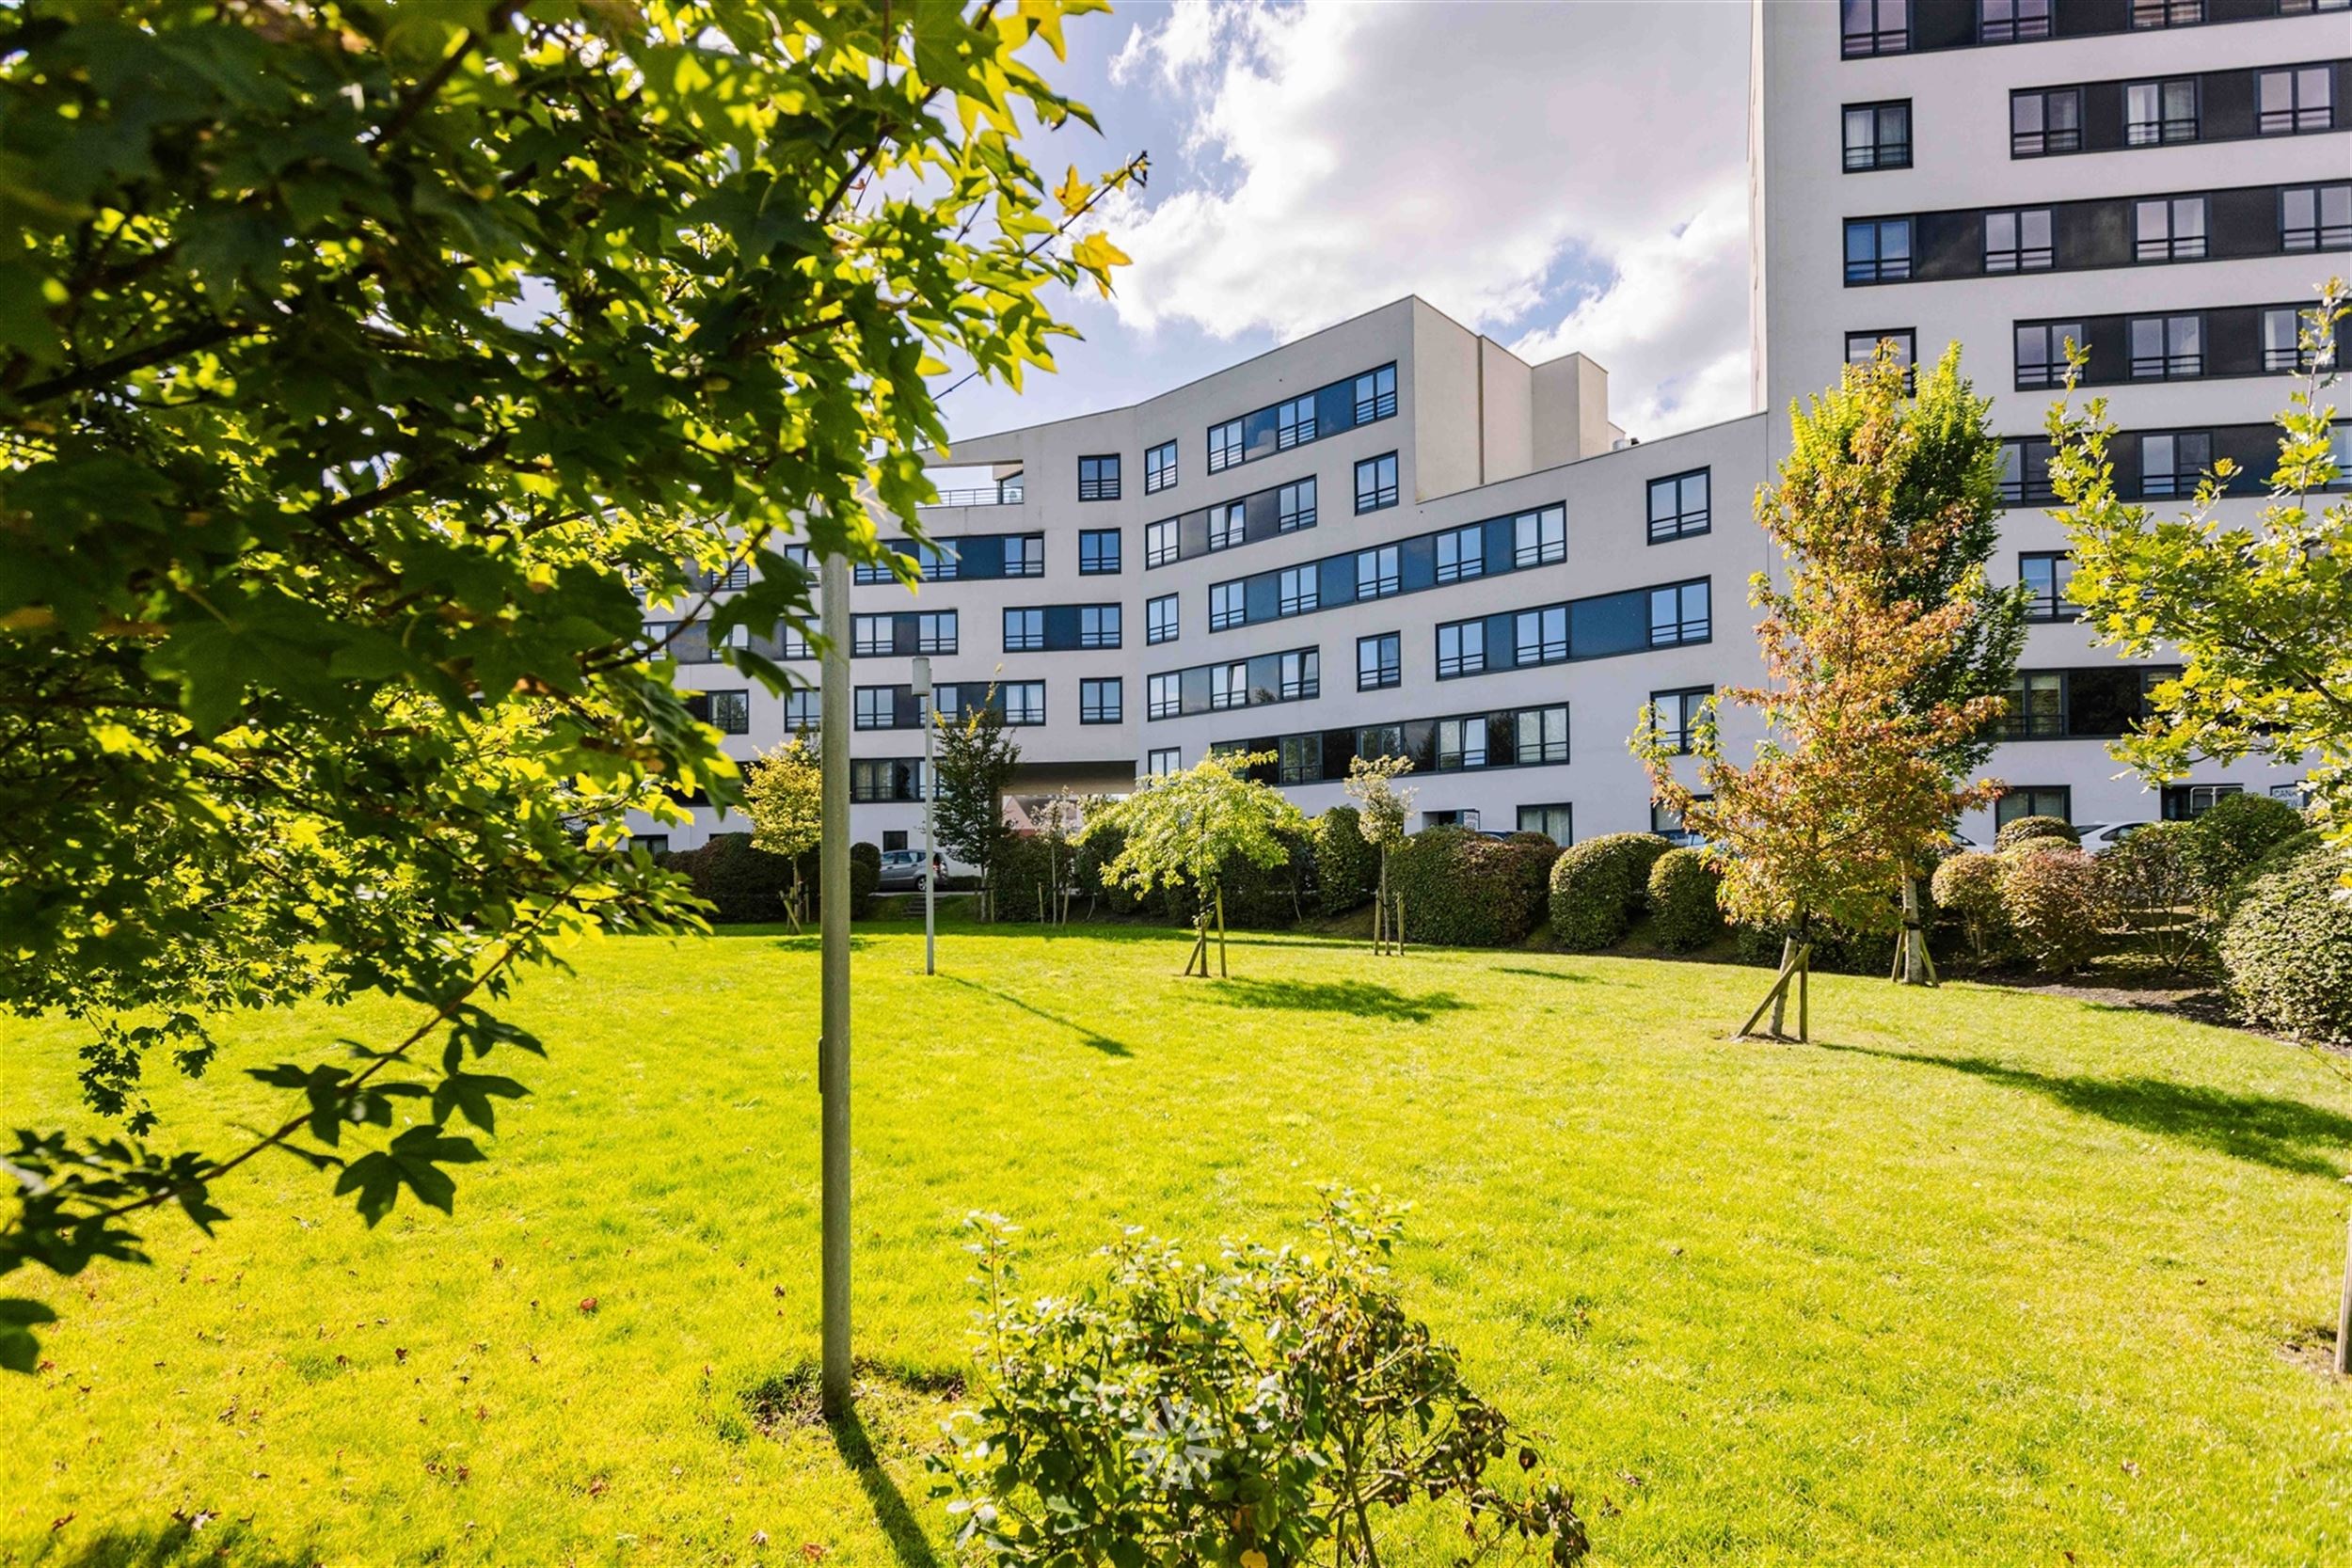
[1080,752,1307,976]
[1634,352,2006,1038]
[932,693,1025,921]
[743,736,825,933]
[0,0,1136,1368]
[1344,754,1417,954]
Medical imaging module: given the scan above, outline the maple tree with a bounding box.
[742,736,825,932]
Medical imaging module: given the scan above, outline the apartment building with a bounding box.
[637,0,2346,856]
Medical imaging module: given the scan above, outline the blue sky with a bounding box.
[935,1,1755,457]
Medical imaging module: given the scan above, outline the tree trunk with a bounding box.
[2336,1207,2351,1378]
[1216,885,1229,977]
[1376,848,1391,955]
[1896,867,1933,987]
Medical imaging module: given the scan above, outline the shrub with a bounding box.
[1388,827,1558,947]
[1999,843,2111,974]
[850,840,881,874]
[1159,826,1315,931]
[1645,848,1723,952]
[680,832,796,924]
[1930,850,2010,966]
[1548,832,1672,950]
[2185,792,2307,908]
[993,833,1079,924]
[1073,817,1138,916]
[2219,840,2352,1045]
[1994,814,2078,850]
[1730,917,1900,976]
[937,1196,1590,1568]
[1311,805,1378,916]
[2095,822,2202,972]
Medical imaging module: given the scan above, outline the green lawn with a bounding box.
[6,919,2349,1567]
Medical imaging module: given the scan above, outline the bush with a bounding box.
[1311,805,1378,916]
[1073,817,1138,916]
[1930,850,2010,966]
[850,840,881,874]
[993,833,1078,924]
[2095,822,2202,971]
[677,832,796,924]
[2000,843,2111,974]
[1548,832,1672,950]
[1645,848,1723,952]
[2219,840,2352,1045]
[1994,815,2078,850]
[1731,917,1900,976]
[1387,827,1558,947]
[2185,793,2307,909]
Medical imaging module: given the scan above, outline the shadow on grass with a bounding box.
[935,974,1132,1056]
[32,1521,312,1568]
[1819,1041,2352,1178]
[831,1409,945,1568]
[1494,964,1595,985]
[1209,977,1468,1024]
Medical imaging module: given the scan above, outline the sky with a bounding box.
[934,0,1756,457]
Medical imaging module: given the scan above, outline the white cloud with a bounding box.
[1098,0,1756,436]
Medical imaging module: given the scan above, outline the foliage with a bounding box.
[676,833,793,926]
[1646,848,1725,953]
[0,0,1138,1354]
[1999,844,2112,974]
[933,696,1025,915]
[1930,851,2011,967]
[1072,802,1138,917]
[1548,834,1673,951]
[744,736,826,926]
[2184,793,2308,912]
[2050,283,2352,879]
[2219,840,2352,1045]
[1994,815,2079,850]
[2096,823,2203,972]
[935,1194,1589,1568]
[990,834,1070,925]
[1388,828,1561,948]
[1344,753,1417,852]
[1079,752,1306,973]
[1311,805,1379,916]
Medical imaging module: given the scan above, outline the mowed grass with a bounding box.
[5,918,2351,1568]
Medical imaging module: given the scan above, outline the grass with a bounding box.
[5,914,2350,1567]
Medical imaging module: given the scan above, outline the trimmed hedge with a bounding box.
[668,832,876,923]
[2186,792,2306,907]
[1930,850,2009,964]
[1645,847,1723,952]
[1548,832,1671,950]
[1388,827,1560,947]
[1994,815,2077,850]
[1999,843,2109,974]
[1311,805,1378,916]
[2219,840,2352,1044]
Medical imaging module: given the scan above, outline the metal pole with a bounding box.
[914,656,936,976]
[818,552,852,1417]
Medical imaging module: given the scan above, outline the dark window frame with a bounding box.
[1358,632,1402,691]
[1844,100,1913,171]
[1648,686,1713,754]
[1984,206,2055,272]
[1354,451,1400,515]
[1647,468,1711,544]
[1144,439,1178,495]
[1080,677,1123,725]
[2020,551,2079,623]
[1845,216,1915,284]
[1146,593,1179,645]
[1079,529,1122,575]
[2010,87,2082,157]
[1077,453,1121,502]
[1843,0,1910,56]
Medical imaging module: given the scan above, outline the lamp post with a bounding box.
[818,551,851,1417]
[912,654,936,975]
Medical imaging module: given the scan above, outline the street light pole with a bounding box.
[913,654,936,975]
[818,551,852,1418]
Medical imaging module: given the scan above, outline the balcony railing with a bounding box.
[921,482,1025,508]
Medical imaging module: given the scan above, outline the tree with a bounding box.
[1634,351,2006,1038]
[1080,752,1307,976]
[743,736,825,932]
[1344,754,1416,954]
[0,0,1137,1369]
[932,692,1025,921]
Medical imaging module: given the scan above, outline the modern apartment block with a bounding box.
[638,0,2347,857]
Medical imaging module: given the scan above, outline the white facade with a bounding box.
[644,0,2344,855]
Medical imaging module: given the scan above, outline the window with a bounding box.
[1357,722,1405,762]
[1647,469,1710,543]
[1279,565,1320,616]
[1979,0,2050,41]
[1080,604,1121,649]
[2014,321,2083,390]
[852,554,898,586]
[2281,0,2352,11]
[1518,803,1574,843]
[1207,418,1244,474]
[2140,431,2212,499]
[2131,0,2201,24]
[1355,452,1399,514]
[1652,800,1709,847]
[1279,477,1318,532]
[1275,393,1317,450]
[1514,606,1568,667]
[1997,436,2057,504]
[640,619,677,653]
[1078,453,1120,501]
[1515,705,1569,766]
[1649,687,1711,754]
[908,541,957,581]
[2020,552,2077,622]
[1004,533,1045,577]
[1355,546,1400,600]
[882,831,908,853]
[1359,633,1401,690]
[1002,682,1045,726]
[1145,440,1177,495]
[853,686,895,730]
[1003,608,1043,652]
[2280,183,2352,252]
[1996,786,2072,826]
[1279,735,1324,786]
[2005,667,2170,738]
[2010,89,2081,158]
[784,689,819,731]
[1148,673,1181,721]
[1436,525,1486,583]
[2329,426,2352,489]
[1147,594,1179,644]
[690,689,750,735]
[1513,504,1567,568]
[1844,102,1911,171]
[1279,649,1320,702]
[1147,747,1181,777]
[1845,328,1915,387]
[1985,208,2053,272]
[2265,306,2320,372]
[2134,198,2206,262]
[850,758,925,803]
[2124,314,2201,381]
[1354,364,1398,422]
[1081,678,1122,725]
[1209,501,1246,552]
[1842,0,1908,56]
[1079,529,1122,575]
[1210,662,1248,712]
[1649,580,1710,646]
[2126,78,2198,146]
[2163,783,2244,819]
[630,834,670,855]
[1845,217,1913,284]
[1436,717,1487,771]
[2259,66,2332,135]
[850,615,889,656]
[1145,519,1178,568]
[714,561,751,591]
[1437,620,1486,679]
[780,626,813,660]
[1211,580,1248,630]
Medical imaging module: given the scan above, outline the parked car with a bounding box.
[877,849,943,891]
[2075,821,2150,850]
